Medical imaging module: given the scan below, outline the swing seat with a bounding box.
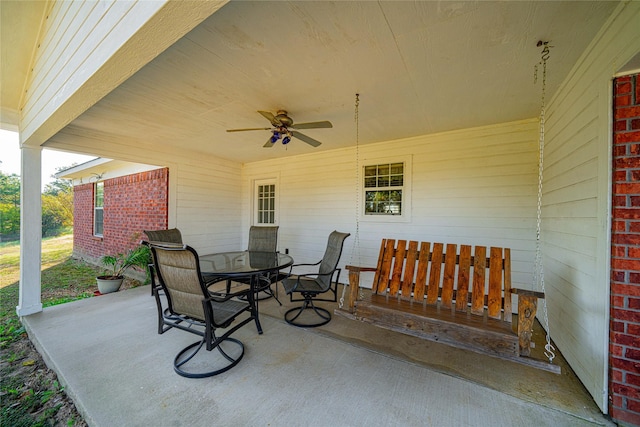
[335,239,559,373]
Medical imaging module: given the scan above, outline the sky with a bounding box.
[0,129,96,191]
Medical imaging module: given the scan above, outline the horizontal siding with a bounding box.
[20,0,226,146]
[242,119,539,287]
[543,2,640,412]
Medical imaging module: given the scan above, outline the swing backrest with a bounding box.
[370,239,512,321]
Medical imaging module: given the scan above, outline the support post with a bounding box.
[16,146,43,317]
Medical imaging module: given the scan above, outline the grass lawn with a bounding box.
[0,234,145,426]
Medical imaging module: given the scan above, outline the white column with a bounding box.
[16,146,43,316]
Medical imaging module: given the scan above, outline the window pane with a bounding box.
[363,163,404,216]
[256,183,276,224]
[390,163,403,174]
[95,182,104,207]
[94,208,103,235]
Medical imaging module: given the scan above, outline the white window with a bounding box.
[361,157,411,222]
[254,179,277,225]
[94,181,104,236]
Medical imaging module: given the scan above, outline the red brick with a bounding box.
[631,170,640,181]
[617,95,632,107]
[612,270,627,282]
[616,158,640,170]
[627,347,640,360]
[610,393,623,408]
[614,170,628,182]
[612,368,625,382]
[632,119,640,130]
[630,297,640,310]
[74,168,169,260]
[612,330,640,346]
[612,258,640,272]
[614,144,628,156]
[613,220,627,231]
[630,324,640,335]
[617,79,633,94]
[628,373,640,387]
[613,245,626,258]
[612,295,626,308]
[612,227,640,239]
[611,343,624,356]
[618,120,630,131]
[629,247,640,258]
[629,222,640,233]
[618,132,640,145]
[613,382,640,400]
[615,182,640,194]
[627,398,640,414]
[617,106,640,120]
[610,407,640,426]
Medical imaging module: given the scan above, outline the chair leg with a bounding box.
[284,297,331,328]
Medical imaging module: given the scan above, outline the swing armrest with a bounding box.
[345,265,377,273]
[343,266,377,312]
[510,288,545,299]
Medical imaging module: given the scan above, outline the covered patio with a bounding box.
[24,284,610,427]
[3,1,640,424]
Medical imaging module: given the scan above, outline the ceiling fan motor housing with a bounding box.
[275,110,294,127]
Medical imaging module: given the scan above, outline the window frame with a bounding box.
[253,178,278,226]
[360,155,412,223]
[94,181,104,237]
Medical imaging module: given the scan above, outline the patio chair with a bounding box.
[143,228,183,245]
[149,243,257,378]
[227,226,286,304]
[281,230,350,327]
[143,229,183,296]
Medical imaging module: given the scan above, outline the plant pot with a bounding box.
[96,276,124,294]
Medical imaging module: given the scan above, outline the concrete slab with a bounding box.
[23,285,614,427]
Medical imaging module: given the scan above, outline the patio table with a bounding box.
[199,251,293,334]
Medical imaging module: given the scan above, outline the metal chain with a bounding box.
[535,42,556,364]
[340,93,362,309]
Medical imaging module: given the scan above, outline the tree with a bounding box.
[0,172,21,237]
[41,170,74,236]
[0,171,20,206]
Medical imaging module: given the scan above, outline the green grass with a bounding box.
[0,233,144,426]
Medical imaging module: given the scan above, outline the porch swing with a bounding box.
[334,43,559,373]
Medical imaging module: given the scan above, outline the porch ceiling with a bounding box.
[25,2,623,163]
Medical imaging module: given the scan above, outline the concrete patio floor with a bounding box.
[23,284,614,427]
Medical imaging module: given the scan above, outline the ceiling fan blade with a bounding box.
[258,111,280,126]
[227,127,272,132]
[291,131,322,147]
[292,120,333,130]
[263,138,275,148]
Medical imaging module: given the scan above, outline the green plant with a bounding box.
[99,245,150,279]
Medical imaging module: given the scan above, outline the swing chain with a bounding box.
[535,41,556,364]
[340,93,362,309]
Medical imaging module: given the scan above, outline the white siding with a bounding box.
[47,133,243,256]
[20,0,226,147]
[543,2,640,412]
[242,119,539,287]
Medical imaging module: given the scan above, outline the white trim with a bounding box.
[360,155,412,223]
[253,177,279,226]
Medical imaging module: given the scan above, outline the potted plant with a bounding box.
[96,245,151,293]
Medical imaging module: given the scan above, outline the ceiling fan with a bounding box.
[227,110,333,148]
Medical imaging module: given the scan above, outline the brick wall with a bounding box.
[611,73,640,426]
[73,168,169,262]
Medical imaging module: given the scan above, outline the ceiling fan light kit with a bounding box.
[227,110,332,148]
